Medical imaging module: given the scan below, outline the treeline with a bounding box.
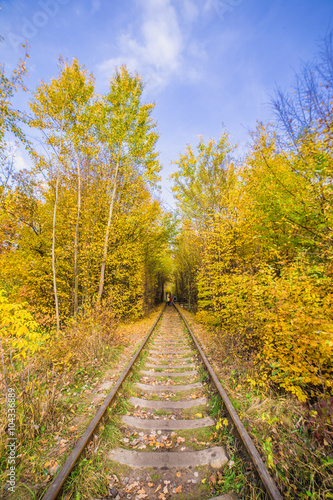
[0,60,172,329]
[172,33,333,401]
[0,58,175,402]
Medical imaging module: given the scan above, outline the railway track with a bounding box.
[42,304,282,500]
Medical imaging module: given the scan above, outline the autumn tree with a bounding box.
[0,60,169,325]
[29,58,95,325]
[0,50,29,204]
[171,134,236,308]
[171,105,333,400]
[171,133,234,229]
[96,66,160,301]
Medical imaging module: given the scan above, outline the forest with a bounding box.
[1,30,333,499]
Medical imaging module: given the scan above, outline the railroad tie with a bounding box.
[108,306,233,499]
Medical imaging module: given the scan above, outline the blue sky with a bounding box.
[1,0,332,208]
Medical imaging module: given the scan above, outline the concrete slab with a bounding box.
[109,446,228,468]
[154,338,181,341]
[147,356,193,363]
[136,382,203,392]
[208,494,238,500]
[140,370,198,378]
[149,349,193,355]
[122,415,215,430]
[145,363,196,369]
[152,340,185,343]
[152,346,188,351]
[153,339,185,344]
[129,396,208,409]
[152,344,187,348]
[150,345,191,351]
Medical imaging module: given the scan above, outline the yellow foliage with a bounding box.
[173,126,333,402]
[0,290,49,362]
[198,223,333,400]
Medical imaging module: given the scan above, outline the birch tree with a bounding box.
[96,66,160,301]
[29,58,95,325]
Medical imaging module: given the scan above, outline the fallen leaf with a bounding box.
[154,484,161,493]
[209,474,217,485]
[195,413,203,418]
[137,488,147,499]
[175,485,182,493]
[163,485,168,494]
[176,472,181,477]
[45,460,59,475]
[125,481,139,492]
[147,482,154,487]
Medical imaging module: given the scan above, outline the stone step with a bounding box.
[129,396,208,409]
[122,415,214,430]
[140,370,198,378]
[145,362,196,369]
[109,446,228,469]
[136,382,202,392]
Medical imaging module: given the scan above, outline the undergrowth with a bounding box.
[181,307,333,499]
[0,303,163,499]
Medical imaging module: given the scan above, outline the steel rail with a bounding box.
[42,304,166,500]
[174,304,283,500]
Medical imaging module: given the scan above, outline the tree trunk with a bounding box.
[52,171,60,331]
[97,155,120,301]
[73,149,81,316]
[160,279,164,303]
[52,106,66,331]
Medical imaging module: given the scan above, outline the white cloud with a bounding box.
[97,0,195,91]
[141,0,182,70]
[6,141,31,172]
[181,0,200,23]
[203,0,215,13]
[91,0,101,14]
[14,151,29,171]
